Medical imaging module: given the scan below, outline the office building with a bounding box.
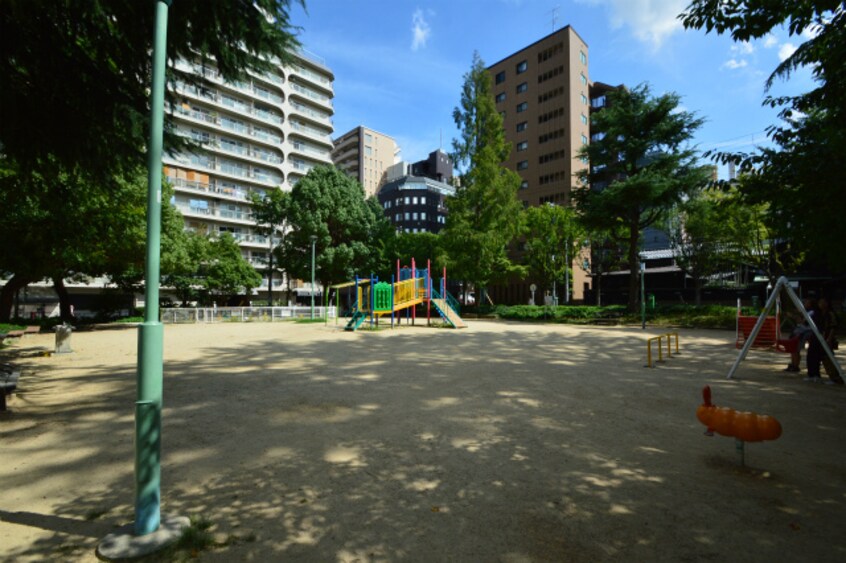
[163,50,335,298]
[486,26,593,301]
[332,126,400,197]
[377,175,455,234]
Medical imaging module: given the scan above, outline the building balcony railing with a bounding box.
[290,141,331,159]
[288,120,332,146]
[289,80,332,105]
[174,202,254,223]
[289,101,332,126]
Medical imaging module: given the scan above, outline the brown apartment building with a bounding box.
[487,26,593,302]
[332,126,400,197]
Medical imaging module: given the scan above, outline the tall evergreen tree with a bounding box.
[444,52,524,302]
[574,83,710,312]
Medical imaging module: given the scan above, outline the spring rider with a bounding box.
[696,385,782,465]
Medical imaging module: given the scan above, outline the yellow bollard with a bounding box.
[647,335,665,368]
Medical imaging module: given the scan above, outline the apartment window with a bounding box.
[395,213,401,221]
[516,60,528,74]
[404,212,410,220]
[516,121,527,132]
[365,145,372,156]
[495,70,506,84]
[580,50,587,65]
[496,92,506,103]
[421,212,427,220]
[413,196,419,204]
[412,212,419,220]
[516,102,528,113]
[420,196,426,204]
[517,160,528,170]
[581,94,588,105]
[365,133,373,143]
[516,82,528,94]
[580,73,587,86]
[581,113,588,125]
[581,134,589,145]
[516,141,528,152]
[520,181,529,190]
[405,197,410,204]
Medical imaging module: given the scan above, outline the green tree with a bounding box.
[444,52,525,303]
[581,229,628,306]
[202,233,262,305]
[522,204,585,303]
[385,232,447,273]
[669,190,738,305]
[681,1,846,271]
[0,163,183,321]
[279,166,391,290]
[0,0,304,179]
[250,189,290,305]
[574,83,710,312]
[160,230,210,307]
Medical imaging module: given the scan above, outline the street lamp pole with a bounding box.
[310,235,317,320]
[135,0,171,536]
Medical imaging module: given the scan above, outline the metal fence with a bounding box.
[160,306,336,324]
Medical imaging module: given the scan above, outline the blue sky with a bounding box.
[291,0,816,177]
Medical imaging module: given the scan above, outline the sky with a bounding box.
[290,0,817,178]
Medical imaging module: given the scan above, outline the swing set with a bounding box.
[727,276,843,380]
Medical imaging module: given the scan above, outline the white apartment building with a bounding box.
[163,50,334,298]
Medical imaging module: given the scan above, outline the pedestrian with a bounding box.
[784,297,815,373]
[806,297,844,384]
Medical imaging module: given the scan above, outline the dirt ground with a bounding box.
[1,319,845,562]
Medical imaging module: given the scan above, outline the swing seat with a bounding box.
[776,337,799,354]
[736,315,780,349]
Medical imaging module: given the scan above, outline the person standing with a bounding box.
[806,298,843,384]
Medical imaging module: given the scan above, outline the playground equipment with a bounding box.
[696,385,782,465]
[343,258,466,331]
[645,331,680,368]
[727,276,843,380]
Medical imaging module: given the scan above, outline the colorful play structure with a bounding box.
[729,276,843,379]
[333,258,466,331]
[696,385,782,465]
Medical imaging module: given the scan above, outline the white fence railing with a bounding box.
[161,306,335,324]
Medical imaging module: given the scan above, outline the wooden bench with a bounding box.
[591,312,624,325]
[1,364,21,411]
[24,325,40,335]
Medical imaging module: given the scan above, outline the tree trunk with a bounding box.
[52,276,74,322]
[0,274,32,322]
[627,223,641,313]
[694,277,702,306]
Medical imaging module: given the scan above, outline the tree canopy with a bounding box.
[574,83,710,311]
[681,0,846,272]
[278,166,391,290]
[522,204,585,303]
[0,0,304,179]
[444,52,525,300]
[250,189,290,304]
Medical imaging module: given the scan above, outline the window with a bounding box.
[516,121,527,132]
[580,73,587,86]
[495,92,506,103]
[516,141,528,152]
[420,196,426,204]
[495,71,506,84]
[365,145,372,156]
[580,94,588,105]
[516,102,528,113]
[404,196,410,204]
[412,212,419,220]
[517,160,528,170]
[365,133,373,143]
[581,134,588,145]
[520,181,528,190]
[395,213,401,221]
[500,111,506,119]
[581,113,588,125]
[421,212,427,220]
[516,82,528,94]
[516,60,528,74]
[404,212,410,220]
[412,196,418,204]
[580,50,587,65]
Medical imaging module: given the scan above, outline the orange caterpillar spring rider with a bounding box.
[696,385,782,466]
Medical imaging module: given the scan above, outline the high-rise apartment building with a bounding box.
[163,50,335,298]
[487,26,593,302]
[331,126,400,197]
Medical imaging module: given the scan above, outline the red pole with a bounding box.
[414,259,418,324]
[427,259,431,325]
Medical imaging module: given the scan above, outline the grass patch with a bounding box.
[0,323,26,333]
[492,304,744,330]
[114,316,144,324]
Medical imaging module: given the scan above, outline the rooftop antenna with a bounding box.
[547,6,560,32]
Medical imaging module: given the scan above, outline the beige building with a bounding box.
[163,49,335,299]
[332,126,400,197]
[487,26,593,301]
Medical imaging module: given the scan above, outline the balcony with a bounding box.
[288,120,332,147]
[289,101,332,127]
[289,64,333,93]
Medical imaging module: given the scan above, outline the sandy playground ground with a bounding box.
[1,319,845,562]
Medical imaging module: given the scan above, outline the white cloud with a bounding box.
[778,42,797,61]
[801,24,821,40]
[731,41,755,55]
[411,8,431,51]
[722,58,748,70]
[763,34,778,48]
[576,0,688,49]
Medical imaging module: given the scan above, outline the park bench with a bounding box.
[23,325,40,335]
[591,311,624,325]
[1,363,21,411]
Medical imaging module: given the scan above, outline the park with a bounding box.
[2,319,845,561]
